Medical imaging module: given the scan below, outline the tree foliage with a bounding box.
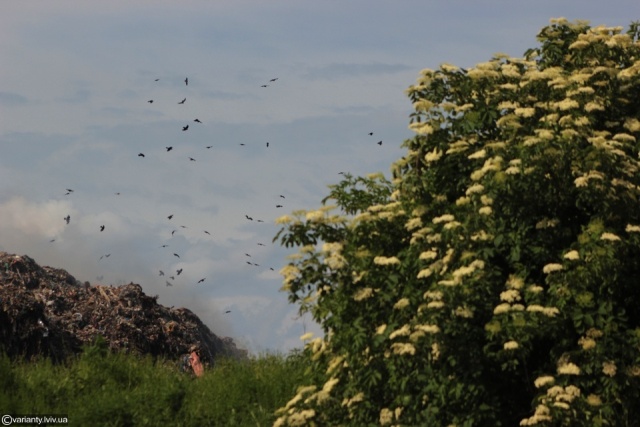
[273,19,640,426]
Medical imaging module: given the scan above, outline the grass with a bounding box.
[0,340,307,427]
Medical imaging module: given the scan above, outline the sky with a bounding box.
[1,1,637,354]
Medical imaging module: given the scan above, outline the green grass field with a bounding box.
[0,340,307,427]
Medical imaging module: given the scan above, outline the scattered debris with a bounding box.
[0,251,247,365]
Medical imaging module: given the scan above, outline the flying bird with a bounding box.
[256,219,264,223]
[159,270,165,276]
[173,253,180,258]
[279,195,285,198]
[178,98,186,104]
[204,230,211,235]
[197,278,205,283]
[148,100,153,103]
[270,78,278,82]
[115,192,121,195]
[182,125,189,131]
[177,268,183,275]
[257,243,265,246]
[180,225,187,229]
[245,253,251,257]
[189,157,196,161]
[261,84,268,88]
[138,153,145,157]
[239,143,245,146]
[160,244,169,248]
[185,77,188,86]
[276,205,283,208]
[166,281,173,287]
[64,215,70,225]
[225,310,231,314]
[377,141,383,146]
[169,276,175,280]
[206,145,213,149]
[49,239,56,243]
[100,225,105,232]
[171,230,177,235]
[154,78,160,81]
[166,146,173,152]
[194,118,202,123]
[168,214,174,220]
[66,189,74,193]
[368,132,374,136]
[245,215,253,221]
[266,142,269,147]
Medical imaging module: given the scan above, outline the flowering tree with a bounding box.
[273,19,640,426]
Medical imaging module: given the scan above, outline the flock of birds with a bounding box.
[47,75,384,314]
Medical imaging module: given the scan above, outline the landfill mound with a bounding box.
[0,251,247,364]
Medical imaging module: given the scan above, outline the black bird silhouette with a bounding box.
[172,230,177,235]
[206,145,213,149]
[168,214,173,220]
[197,278,205,283]
[178,98,186,104]
[115,192,121,195]
[169,276,175,280]
[260,85,268,88]
[239,143,245,146]
[66,189,74,193]
[189,157,196,161]
[148,100,153,103]
[185,78,188,86]
[245,215,253,220]
[159,270,165,276]
[246,261,252,265]
[160,244,169,248]
[266,142,269,147]
[279,195,285,198]
[173,253,180,258]
[166,281,173,287]
[177,268,183,275]
[166,146,173,152]
[155,78,160,81]
[50,239,55,243]
[269,267,274,271]
[225,310,231,314]
[180,225,187,229]
[257,219,264,223]
[368,132,374,136]
[182,125,189,131]
[100,225,105,232]
[270,78,278,82]
[257,243,265,246]
[276,205,283,208]
[245,253,251,257]
[204,230,211,235]
[105,254,110,258]
[138,153,145,157]
[64,215,70,225]
[194,119,202,123]
[377,141,383,146]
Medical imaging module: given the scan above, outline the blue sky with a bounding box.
[1,1,637,354]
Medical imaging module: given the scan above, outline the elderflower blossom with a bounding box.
[534,376,555,388]
[504,341,519,350]
[393,298,410,310]
[425,148,443,162]
[380,408,393,425]
[500,289,521,303]
[602,361,617,377]
[466,183,485,195]
[557,363,581,375]
[587,394,602,406]
[543,263,563,274]
[354,287,374,301]
[374,256,401,265]
[433,214,455,224]
[479,206,493,215]
[391,342,416,356]
[563,250,580,260]
[600,232,621,241]
[578,336,596,350]
[626,224,640,233]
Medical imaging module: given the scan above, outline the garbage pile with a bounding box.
[0,251,247,364]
